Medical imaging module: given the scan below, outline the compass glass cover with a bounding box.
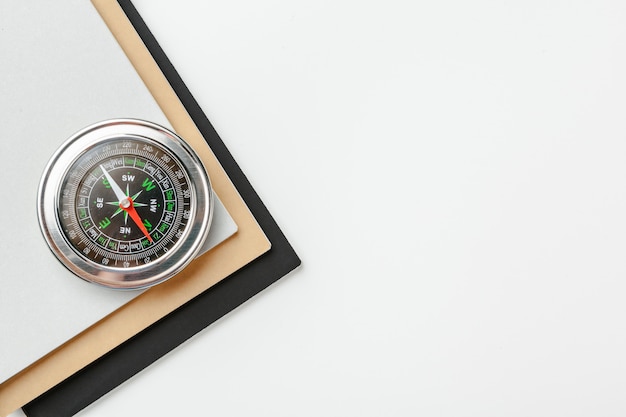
[57,137,193,269]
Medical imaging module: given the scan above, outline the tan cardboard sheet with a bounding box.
[0,0,270,414]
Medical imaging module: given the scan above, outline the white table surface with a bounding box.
[13,0,626,415]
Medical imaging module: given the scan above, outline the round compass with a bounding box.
[37,119,213,290]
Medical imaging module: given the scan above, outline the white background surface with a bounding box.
[13,0,626,415]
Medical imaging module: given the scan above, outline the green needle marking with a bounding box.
[110,205,123,218]
[106,189,144,219]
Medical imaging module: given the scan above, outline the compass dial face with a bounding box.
[59,138,191,268]
[38,120,213,290]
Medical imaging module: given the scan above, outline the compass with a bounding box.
[37,119,213,289]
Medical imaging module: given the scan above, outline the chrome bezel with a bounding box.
[37,119,213,290]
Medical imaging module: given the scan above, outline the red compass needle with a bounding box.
[120,197,153,243]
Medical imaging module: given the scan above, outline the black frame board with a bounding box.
[23,1,301,415]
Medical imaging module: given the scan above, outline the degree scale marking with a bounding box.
[59,138,192,266]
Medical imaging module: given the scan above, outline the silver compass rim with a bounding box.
[37,118,213,290]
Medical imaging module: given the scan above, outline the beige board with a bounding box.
[0,0,270,414]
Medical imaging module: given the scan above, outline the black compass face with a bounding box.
[38,119,213,289]
[58,138,192,268]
